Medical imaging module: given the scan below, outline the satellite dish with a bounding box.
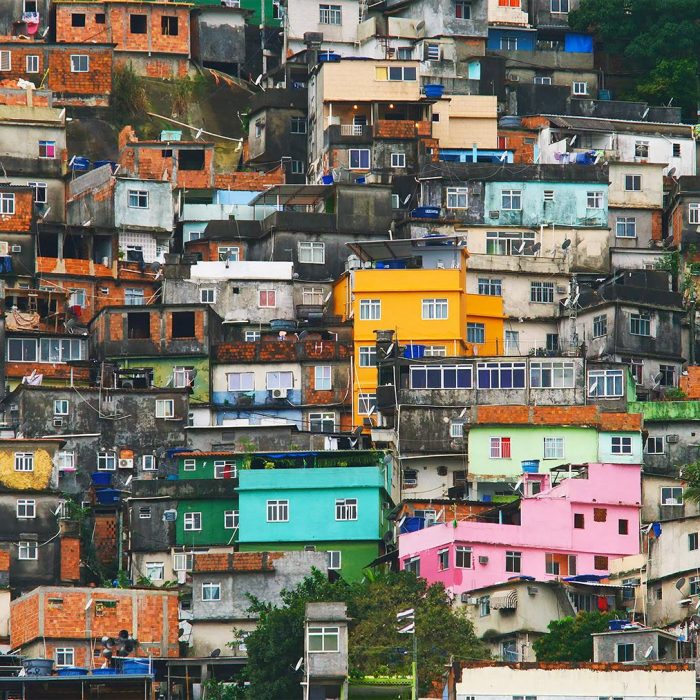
[124,475,132,487]
[151,261,162,273]
[644,645,654,658]
[663,237,674,248]
[294,657,303,671]
[561,239,571,250]
[102,649,113,659]
[667,167,677,177]
[123,641,134,653]
[513,242,525,254]
[531,242,542,254]
[118,630,130,640]
[676,577,687,591]
[210,648,221,658]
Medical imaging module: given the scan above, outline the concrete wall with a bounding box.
[114,179,174,232]
[608,163,664,209]
[431,95,497,150]
[191,9,246,69]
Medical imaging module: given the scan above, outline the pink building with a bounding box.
[398,463,641,595]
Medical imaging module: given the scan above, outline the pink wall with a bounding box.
[398,464,641,595]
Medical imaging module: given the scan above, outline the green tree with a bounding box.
[533,611,622,662]
[239,569,488,698]
[681,459,700,503]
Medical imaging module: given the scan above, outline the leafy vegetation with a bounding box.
[235,569,488,699]
[570,0,700,121]
[111,64,151,127]
[533,611,624,661]
[681,459,700,504]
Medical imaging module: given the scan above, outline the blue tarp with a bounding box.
[565,33,593,53]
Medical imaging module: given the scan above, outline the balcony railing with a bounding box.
[340,124,367,136]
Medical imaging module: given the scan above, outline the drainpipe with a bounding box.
[690,301,696,365]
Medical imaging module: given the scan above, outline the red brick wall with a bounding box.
[48,46,113,101]
[0,544,10,574]
[60,537,81,583]
[0,189,33,232]
[4,363,90,383]
[215,166,285,190]
[475,405,642,431]
[193,551,282,573]
[680,366,700,398]
[374,120,429,139]
[185,240,246,262]
[93,513,118,567]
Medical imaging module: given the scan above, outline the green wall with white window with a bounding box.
[118,356,210,404]
[468,425,599,480]
[176,498,238,547]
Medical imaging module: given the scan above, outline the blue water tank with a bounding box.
[522,460,540,473]
[404,344,426,359]
[410,206,440,219]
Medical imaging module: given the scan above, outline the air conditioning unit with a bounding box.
[478,555,489,565]
[460,593,478,604]
[52,417,63,427]
[663,499,680,506]
[489,211,499,218]
[10,245,22,253]
[507,73,520,82]
[437,465,448,476]
[666,434,680,443]
[304,545,316,552]
[556,285,567,294]
[271,388,288,399]
[0,242,8,256]
[118,458,134,469]
[404,478,418,487]
[527,586,539,595]
[163,509,177,522]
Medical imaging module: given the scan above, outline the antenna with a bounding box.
[512,242,525,255]
[124,475,133,487]
[53,503,63,516]
[294,657,304,671]
[561,239,571,250]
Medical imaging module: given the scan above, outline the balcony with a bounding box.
[374,120,432,140]
[325,124,373,147]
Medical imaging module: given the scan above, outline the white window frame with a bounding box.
[0,192,15,214]
[38,140,55,159]
[358,393,376,415]
[70,54,89,73]
[530,360,575,389]
[450,421,464,438]
[214,461,237,479]
[349,148,370,170]
[630,312,651,337]
[128,190,149,209]
[660,486,683,505]
[446,187,468,209]
[689,203,700,224]
[224,510,239,529]
[145,562,165,581]
[54,399,69,416]
[587,369,623,398]
[201,582,221,601]
[172,366,194,389]
[183,459,196,472]
[259,288,276,308]
[55,647,74,667]
[309,412,336,433]
[14,452,34,472]
[534,76,553,85]
[18,540,37,560]
[422,298,449,320]
[28,181,47,204]
[645,436,664,454]
[308,626,339,652]
[184,512,202,531]
[543,437,564,460]
[266,371,294,390]
[218,246,239,262]
[456,545,472,569]
[25,54,39,73]
[97,451,116,471]
[314,365,332,391]
[302,286,324,305]
[267,499,289,522]
[572,81,588,96]
[173,553,193,571]
[586,191,603,208]
[0,51,11,72]
[155,399,175,419]
[244,330,261,342]
[319,3,342,24]
[142,454,157,471]
[359,299,381,320]
[359,346,377,367]
[490,437,511,459]
[611,435,633,455]
[228,372,255,392]
[298,241,325,264]
[16,499,35,519]
[335,498,358,521]
[501,189,522,211]
[625,174,642,191]
[391,152,406,168]
[57,451,75,472]
[200,288,216,304]
[530,281,554,303]
[327,550,342,570]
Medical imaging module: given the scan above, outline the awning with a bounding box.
[490,589,518,610]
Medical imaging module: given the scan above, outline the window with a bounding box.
[359,346,377,367]
[139,507,151,519]
[499,0,520,4]
[0,192,14,216]
[505,551,521,573]
[146,562,164,581]
[446,187,468,209]
[593,315,607,338]
[291,160,305,174]
[409,365,473,390]
[18,541,37,560]
[616,643,634,663]
[422,298,448,320]
[267,500,289,522]
[625,174,641,191]
[214,461,236,479]
[358,393,376,415]
[57,451,75,472]
[634,141,649,158]
[376,65,417,81]
[55,648,74,667]
[95,13,105,23]
[574,513,584,529]
[505,330,519,353]
[161,15,178,35]
[70,55,89,73]
[26,55,39,73]
[349,149,370,170]
[404,556,420,576]
[438,548,449,570]
[611,436,632,454]
[302,287,324,305]
[155,399,175,419]
[298,242,325,264]
[130,14,147,33]
[490,437,511,459]
[272,0,283,19]
[546,333,559,353]
[691,576,700,595]
[630,312,651,337]
[646,436,664,454]
[500,36,518,50]
[587,369,623,398]
[184,512,202,531]
[173,553,193,571]
[16,499,35,519]
[501,189,522,210]
[7,338,36,361]
[659,364,676,387]
[478,278,502,296]
[290,117,306,134]
[200,288,216,304]
[477,362,526,389]
[359,299,381,320]
[336,498,358,521]
[128,190,148,209]
[224,510,239,529]
[244,330,260,342]
[426,43,441,60]
[424,345,447,357]
[314,366,332,391]
[543,189,555,202]
[327,550,341,570]
[319,4,342,24]
[455,0,471,17]
[397,47,413,60]
[309,412,336,433]
[479,596,490,616]
[218,246,239,262]
[308,626,339,652]
[28,181,47,204]
[594,555,609,570]
[183,459,196,472]
[530,281,554,303]
[391,152,406,168]
[619,519,629,535]
[0,50,11,72]
[24,0,38,10]
[587,191,603,208]
[467,322,485,344]
[259,288,276,308]
[53,399,69,416]
[616,216,636,238]
[572,81,588,95]
[201,582,221,601]
[172,366,194,389]
[37,338,85,363]
[124,288,145,306]
[14,453,34,472]
[690,203,700,224]
[266,371,293,390]
[450,421,464,438]
[534,76,552,85]
[660,486,683,505]
[486,231,535,256]
[452,546,472,569]
[545,553,576,576]
[97,451,116,471]
[530,361,575,389]
[72,12,86,26]
[543,437,564,460]
[690,533,699,551]
[551,0,569,12]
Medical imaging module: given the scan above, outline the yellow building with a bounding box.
[332,238,505,430]
[0,438,64,491]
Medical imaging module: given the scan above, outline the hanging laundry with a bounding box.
[597,596,609,612]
